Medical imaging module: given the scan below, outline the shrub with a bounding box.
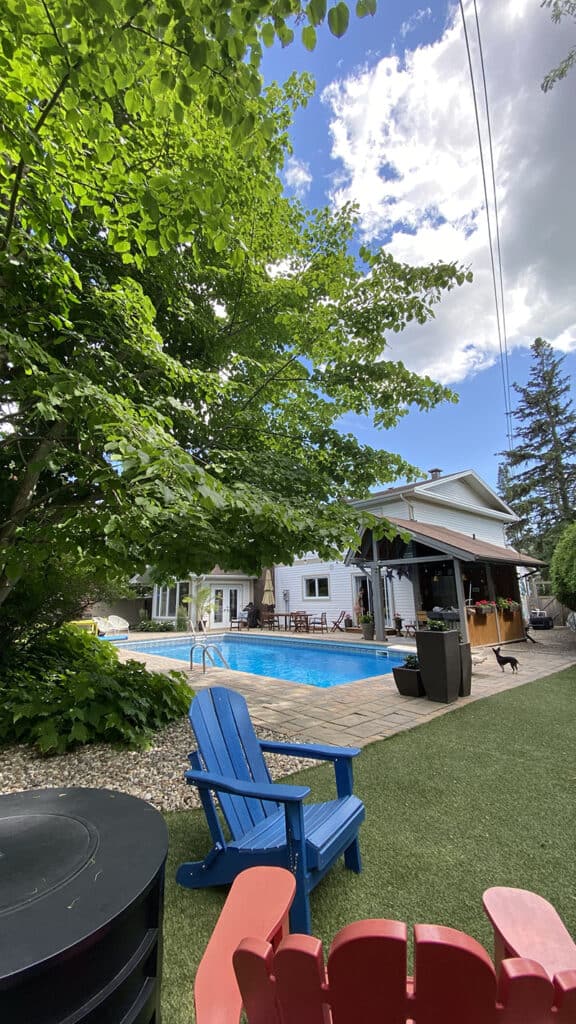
[427,618,449,631]
[176,604,189,631]
[359,613,373,623]
[403,654,420,669]
[0,626,192,754]
[135,618,176,632]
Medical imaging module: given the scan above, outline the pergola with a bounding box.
[347,517,544,643]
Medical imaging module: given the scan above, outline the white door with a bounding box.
[210,586,240,628]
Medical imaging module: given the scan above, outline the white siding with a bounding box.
[410,499,508,545]
[427,477,502,512]
[274,560,360,624]
[362,497,415,520]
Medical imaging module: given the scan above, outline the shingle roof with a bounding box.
[385,518,544,567]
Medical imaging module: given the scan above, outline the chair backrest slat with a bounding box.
[234,921,575,1023]
[190,688,279,841]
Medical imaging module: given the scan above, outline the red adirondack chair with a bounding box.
[196,868,576,1024]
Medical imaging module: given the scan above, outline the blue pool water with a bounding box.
[117,635,405,688]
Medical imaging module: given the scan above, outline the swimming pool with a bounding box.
[117,635,406,688]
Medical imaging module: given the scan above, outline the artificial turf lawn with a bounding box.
[161,666,576,1023]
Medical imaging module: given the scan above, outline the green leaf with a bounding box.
[142,190,160,221]
[261,22,275,47]
[277,24,294,47]
[188,40,208,69]
[302,25,317,51]
[177,80,194,106]
[308,0,327,26]
[150,76,166,96]
[125,88,138,114]
[328,2,350,36]
[213,231,227,252]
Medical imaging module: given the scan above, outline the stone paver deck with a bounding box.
[118,627,576,747]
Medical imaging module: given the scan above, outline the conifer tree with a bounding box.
[498,338,576,559]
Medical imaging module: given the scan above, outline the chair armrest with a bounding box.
[195,868,295,1024]
[184,769,310,803]
[259,739,361,760]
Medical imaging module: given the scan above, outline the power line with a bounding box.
[471,0,515,447]
[459,0,515,450]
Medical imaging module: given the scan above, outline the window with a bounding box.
[304,576,330,599]
[155,582,184,618]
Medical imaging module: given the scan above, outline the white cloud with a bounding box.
[284,156,313,198]
[321,0,576,384]
[400,7,433,39]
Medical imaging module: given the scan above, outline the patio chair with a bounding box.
[291,611,309,632]
[93,615,114,636]
[196,867,576,1024]
[483,886,576,981]
[331,610,347,631]
[260,611,277,629]
[309,611,328,633]
[176,687,365,935]
[230,612,249,630]
[107,615,129,633]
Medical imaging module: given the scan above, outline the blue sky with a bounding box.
[261,0,576,490]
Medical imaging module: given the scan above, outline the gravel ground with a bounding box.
[0,717,316,812]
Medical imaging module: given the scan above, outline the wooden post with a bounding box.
[486,564,502,643]
[453,558,469,642]
[371,536,386,641]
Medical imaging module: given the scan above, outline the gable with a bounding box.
[425,476,509,515]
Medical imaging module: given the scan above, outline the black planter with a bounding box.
[416,629,460,703]
[392,666,425,697]
[459,641,472,696]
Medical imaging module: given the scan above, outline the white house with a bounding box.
[152,568,258,630]
[274,469,543,643]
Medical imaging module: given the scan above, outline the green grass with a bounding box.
[162,667,576,1023]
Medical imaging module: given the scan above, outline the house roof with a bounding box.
[352,470,517,521]
[354,517,545,568]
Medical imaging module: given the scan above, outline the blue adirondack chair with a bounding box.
[176,686,365,934]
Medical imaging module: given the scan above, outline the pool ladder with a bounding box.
[189,641,230,674]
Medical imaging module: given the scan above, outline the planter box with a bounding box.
[361,623,375,640]
[392,666,425,697]
[416,629,460,703]
[475,605,495,614]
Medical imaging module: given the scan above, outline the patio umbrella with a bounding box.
[261,569,275,607]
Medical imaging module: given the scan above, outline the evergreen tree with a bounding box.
[498,338,576,559]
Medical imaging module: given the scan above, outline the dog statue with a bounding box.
[492,647,519,673]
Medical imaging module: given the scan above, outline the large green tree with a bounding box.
[498,338,576,559]
[1,0,468,614]
[551,521,576,609]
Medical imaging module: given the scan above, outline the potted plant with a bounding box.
[474,600,496,614]
[359,613,375,640]
[496,597,520,617]
[415,618,460,703]
[392,654,425,697]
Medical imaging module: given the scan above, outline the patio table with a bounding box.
[274,612,295,631]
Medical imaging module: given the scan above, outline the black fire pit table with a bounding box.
[0,787,168,1024]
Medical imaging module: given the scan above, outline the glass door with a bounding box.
[210,586,240,627]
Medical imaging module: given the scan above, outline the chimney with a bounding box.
[429,468,442,480]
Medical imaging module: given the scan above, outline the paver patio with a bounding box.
[118,627,576,747]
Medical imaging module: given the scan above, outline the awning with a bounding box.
[349,517,545,568]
